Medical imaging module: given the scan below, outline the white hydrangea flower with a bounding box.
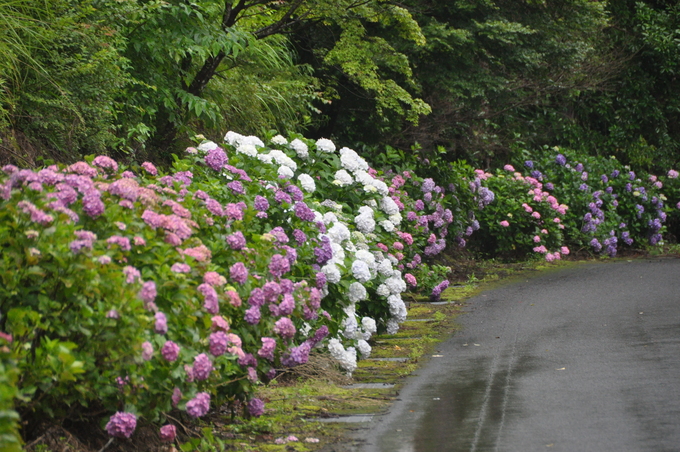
[379,219,395,232]
[377,259,393,276]
[361,317,377,335]
[323,212,338,225]
[354,170,373,185]
[271,134,288,145]
[299,322,312,336]
[330,242,345,265]
[387,254,398,265]
[341,315,358,339]
[355,249,376,269]
[327,339,357,373]
[376,284,390,297]
[367,199,378,208]
[339,147,368,172]
[357,339,372,358]
[298,173,316,192]
[224,131,243,146]
[290,138,309,158]
[328,222,351,244]
[363,185,378,194]
[348,282,368,303]
[355,214,375,234]
[312,210,324,224]
[236,143,258,157]
[358,205,374,217]
[257,153,274,164]
[380,197,399,215]
[333,170,354,186]
[198,140,219,152]
[269,150,297,171]
[278,165,294,179]
[385,276,406,294]
[316,138,336,153]
[389,212,403,225]
[321,263,342,284]
[352,260,372,283]
[241,135,265,147]
[386,319,400,335]
[371,179,389,196]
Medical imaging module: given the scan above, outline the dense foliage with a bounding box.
[2,1,679,172]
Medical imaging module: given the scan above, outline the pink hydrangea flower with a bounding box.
[141,162,158,176]
[159,424,176,442]
[161,341,180,361]
[141,341,153,361]
[105,412,137,438]
[500,220,510,227]
[186,392,211,418]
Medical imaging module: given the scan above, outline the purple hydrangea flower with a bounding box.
[193,353,213,380]
[161,341,180,361]
[274,317,296,339]
[248,288,265,307]
[270,226,289,243]
[285,184,304,202]
[209,331,229,356]
[421,178,436,193]
[198,283,219,314]
[269,254,290,277]
[227,180,245,195]
[139,281,157,307]
[314,236,333,266]
[292,229,307,245]
[293,202,315,221]
[205,148,228,171]
[258,337,276,361]
[230,262,249,284]
[105,412,137,438]
[281,341,311,367]
[226,231,246,250]
[555,154,567,165]
[186,392,211,418]
[247,398,265,417]
[244,305,261,324]
[254,195,269,211]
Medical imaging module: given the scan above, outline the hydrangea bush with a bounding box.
[472,147,674,259]
[0,131,485,443]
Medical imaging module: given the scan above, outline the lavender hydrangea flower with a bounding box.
[209,331,229,356]
[555,154,567,165]
[294,202,315,221]
[198,283,219,314]
[274,317,296,339]
[226,231,246,250]
[161,341,180,361]
[244,305,261,324]
[155,312,168,334]
[247,398,265,417]
[227,180,245,195]
[105,412,137,438]
[139,281,157,307]
[186,392,211,418]
[193,353,213,380]
[269,254,290,277]
[230,262,248,284]
[205,147,228,171]
[258,337,276,361]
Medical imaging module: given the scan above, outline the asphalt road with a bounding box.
[355,258,680,452]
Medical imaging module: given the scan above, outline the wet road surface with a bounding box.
[355,258,680,452]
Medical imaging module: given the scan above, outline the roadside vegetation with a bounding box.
[2,1,680,451]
